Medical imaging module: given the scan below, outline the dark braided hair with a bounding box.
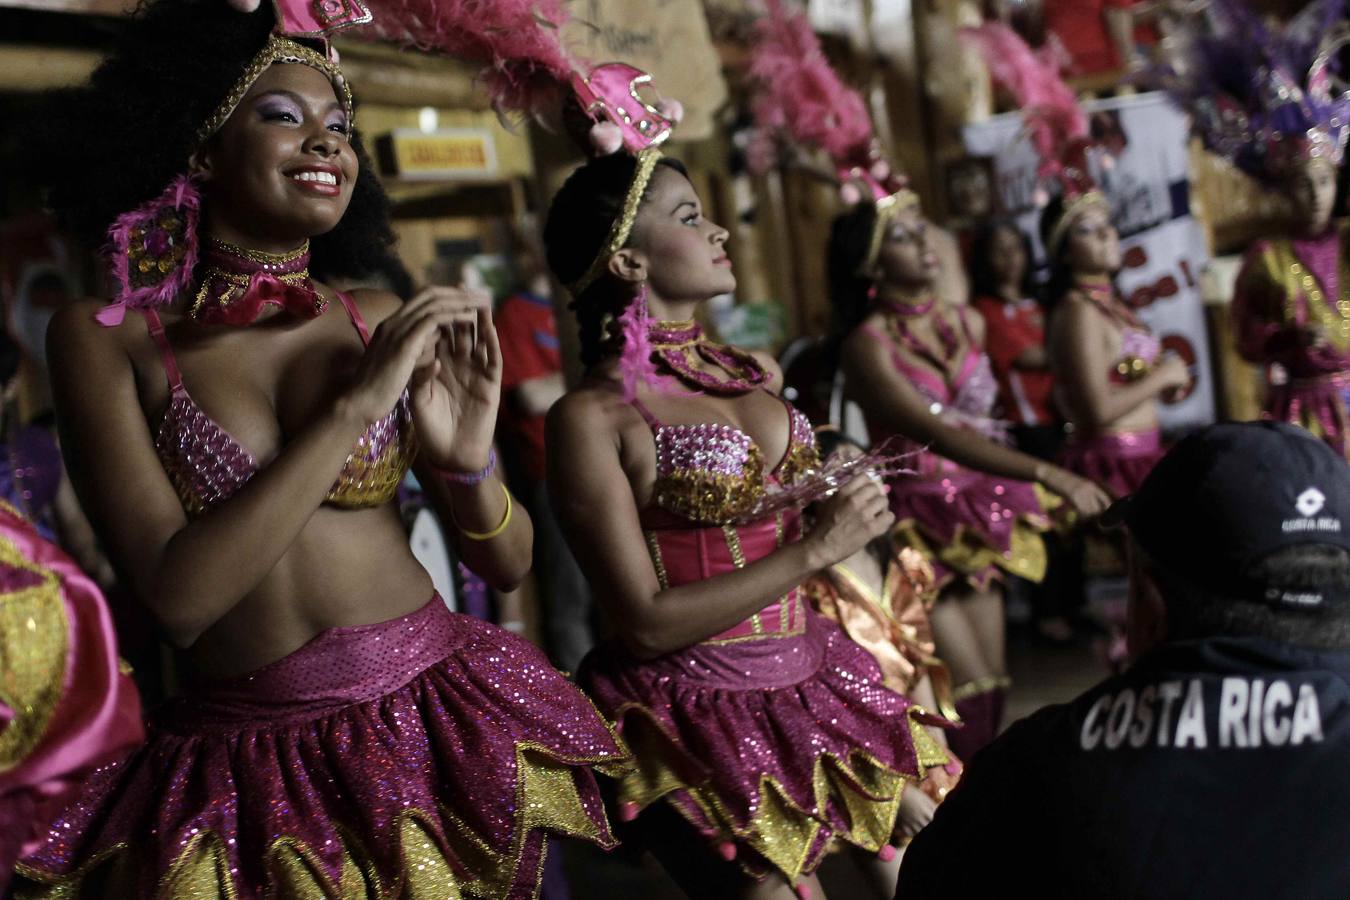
[824,203,879,373]
[22,0,402,291]
[542,153,688,368]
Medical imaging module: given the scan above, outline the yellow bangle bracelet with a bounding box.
[454,482,513,541]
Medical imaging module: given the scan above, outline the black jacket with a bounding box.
[897,637,1350,899]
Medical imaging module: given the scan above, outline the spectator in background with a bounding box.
[969,219,1087,646]
[898,422,1350,898]
[969,219,1059,459]
[496,239,595,671]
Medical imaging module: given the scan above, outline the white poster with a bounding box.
[962,91,1215,432]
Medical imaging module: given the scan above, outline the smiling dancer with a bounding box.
[13,3,628,897]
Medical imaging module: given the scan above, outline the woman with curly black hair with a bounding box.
[13,2,628,897]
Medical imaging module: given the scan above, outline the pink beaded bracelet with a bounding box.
[436,447,496,485]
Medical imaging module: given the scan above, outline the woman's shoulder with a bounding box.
[48,299,144,357]
[340,287,403,328]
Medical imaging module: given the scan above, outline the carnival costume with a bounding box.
[576,323,944,884]
[15,6,629,898]
[1057,281,1166,498]
[802,546,963,805]
[537,39,941,872]
[0,502,142,893]
[1150,0,1350,457]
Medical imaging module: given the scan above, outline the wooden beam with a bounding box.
[0,0,134,14]
[0,43,100,90]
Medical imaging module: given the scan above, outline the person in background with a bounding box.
[898,422,1350,898]
[1041,193,1185,500]
[0,330,110,588]
[496,235,595,670]
[969,219,1059,459]
[969,218,1090,646]
[831,191,1111,762]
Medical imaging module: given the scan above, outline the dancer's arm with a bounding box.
[48,292,468,648]
[841,326,1109,515]
[547,392,892,659]
[1052,296,1188,431]
[372,288,532,590]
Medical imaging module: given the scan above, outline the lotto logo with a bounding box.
[1297,488,1327,518]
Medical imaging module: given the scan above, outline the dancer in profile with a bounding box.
[545,129,940,896]
[14,3,628,896]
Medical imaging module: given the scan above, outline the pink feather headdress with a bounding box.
[746,0,915,274]
[959,22,1105,252]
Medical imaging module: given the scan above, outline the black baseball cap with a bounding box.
[1110,421,1350,609]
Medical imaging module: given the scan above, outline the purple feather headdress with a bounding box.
[1146,0,1350,183]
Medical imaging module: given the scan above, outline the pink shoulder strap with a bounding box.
[336,292,372,345]
[141,310,185,395]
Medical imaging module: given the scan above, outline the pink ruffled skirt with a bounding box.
[888,452,1052,589]
[15,597,629,900]
[1060,428,1163,499]
[580,612,942,883]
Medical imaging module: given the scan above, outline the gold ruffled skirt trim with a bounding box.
[15,745,632,900]
[892,495,1053,592]
[608,704,943,883]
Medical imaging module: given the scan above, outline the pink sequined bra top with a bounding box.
[632,393,819,527]
[143,293,416,517]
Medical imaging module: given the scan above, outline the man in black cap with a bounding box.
[896,421,1350,899]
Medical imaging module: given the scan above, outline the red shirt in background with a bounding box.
[496,292,561,480]
[972,294,1055,427]
[1043,0,1153,75]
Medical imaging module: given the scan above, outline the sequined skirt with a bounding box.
[579,611,942,883]
[888,453,1052,590]
[14,597,630,900]
[1266,375,1350,460]
[1060,428,1164,499]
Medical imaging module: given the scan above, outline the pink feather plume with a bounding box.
[98,174,201,327]
[358,0,577,117]
[746,0,875,172]
[958,22,1087,183]
[616,288,660,402]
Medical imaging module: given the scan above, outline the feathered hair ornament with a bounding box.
[959,21,1107,253]
[745,0,916,274]
[1145,0,1350,184]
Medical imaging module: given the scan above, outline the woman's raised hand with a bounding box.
[408,286,503,473]
[344,287,485,429]
[803,475,895,569]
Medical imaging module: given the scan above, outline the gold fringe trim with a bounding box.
[608,702,917,882]
[952,676,1013,704]
[15,741,632,900]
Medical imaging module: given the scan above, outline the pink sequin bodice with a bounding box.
[633,394,820,644]
[144,296,415,517]
[642,400,818,526]
[1120,328,1161,367]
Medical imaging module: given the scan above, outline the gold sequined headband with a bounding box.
[860,188,922,275]
[196,35,354,146]
[1045,190,1108,257]
[569,147,663,297]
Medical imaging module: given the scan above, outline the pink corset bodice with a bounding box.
[144,294,416,517]
[634,394,820,643]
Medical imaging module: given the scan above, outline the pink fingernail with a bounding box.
[795,884,812,899]
[878,844,897,862]
[717,841,737,861]
[618,801,640,822]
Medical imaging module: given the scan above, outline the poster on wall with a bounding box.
[961,91,1215,434]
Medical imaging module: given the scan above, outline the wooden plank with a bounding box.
[0,0,134,15]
